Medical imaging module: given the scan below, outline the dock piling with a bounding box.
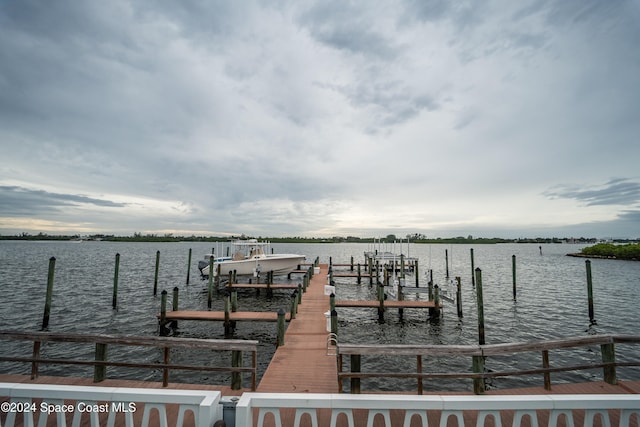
[512,255,517,300]
[207,257,214,309]
[41,257,56,330]
[470,249,475,287]
[456,277,463,318]
[153,250,160,296]
[586,260,596,325]
[112,253,120,309]
[93,343,107,382]
[186,248,192,285]
[475,268,485,345]
[277,308,286,347]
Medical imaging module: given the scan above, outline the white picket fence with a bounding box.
[0,382,222,427]
[235,392,640,427]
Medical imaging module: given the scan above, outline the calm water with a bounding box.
[1,240,639,391]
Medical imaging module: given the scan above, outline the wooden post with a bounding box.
[94,343,107,382]
[414,259,419,287]
[303,273,308,292]
[357,263,361,284]
[428,270,433,301]
[207,257,214,309]
[432,285,441,318]
[331,309,338,336]
[377,283,385,322]
[601,342,617,384]
[472,355,485,394]
[350,354,361,394]
[445,249,449,279]
[417,355,423,395]
[162,347,170,386]
[542,349,551,390]
[297,284,303,305]
[159,290,168,336]
[171,286,179,330]
[456,276,463,318]
[41,257,56,330]
[586,260,596,324]
[266,270,273,298]
[153,250,160,296]
[231,290,238,312]
[31,341,41,379]
[512,254,517,300]
[277,308,286,347]
[475,268,485,345]
[350,256,354,271]
[186,248,192,285]
[400,254,405,279]
[369,257,374,285]
[470,248,475,286]
[112,253,120,309]
[231,350,242,390]
[290,291,297,320]
[224,294,232,338]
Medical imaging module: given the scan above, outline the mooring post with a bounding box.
[231,350,242,390]
[475,268,485,345]
[231,290,238,312]
[331,309,338,336]
[42,257,56,330]
[277,308,286,346]
[445,249,449,279]
[432,285,441,318]
[93,343,108,383]
[586,260,596,324]
[207,257,214,309]
[456,276,463,318]
[350,256,354,271]
[112,253,120,309]
[153,250,160,296]
[428,270,434,301]
[369,257,374,285]
[186,248,192,285]
[472,355,485,394]
[297,283,303,305]
[357,263,361,284]
[470,248,475,286]
[542,350,551,390]
[303,273,308,292]
[171,286,179,329]
[377,282,385,322]
[159,290,168,336]
[512,254,517,300]
[266,270,273,298]
[601,342,617,384]
[350,354,361,394]
[224,294,232,338]
[290,292,297,320]
[414,259,419,287]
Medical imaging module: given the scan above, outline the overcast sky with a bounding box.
[1,1,639,239]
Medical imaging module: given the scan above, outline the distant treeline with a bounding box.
[577,243,640,261]
[2,233,633,245]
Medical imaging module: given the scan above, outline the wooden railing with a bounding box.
[0,330,258,390]
[337,334,640,394]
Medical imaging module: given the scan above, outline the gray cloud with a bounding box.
[544,179,640,206]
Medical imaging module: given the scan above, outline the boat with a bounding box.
[198,239,306,278]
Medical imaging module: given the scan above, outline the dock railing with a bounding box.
[0,330,258,390]
[337,334,640,394]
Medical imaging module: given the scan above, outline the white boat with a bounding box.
[198,239,306,278]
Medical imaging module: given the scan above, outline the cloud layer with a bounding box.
[1,0,639,238]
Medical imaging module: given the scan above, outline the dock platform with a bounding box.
[162,310,291,322]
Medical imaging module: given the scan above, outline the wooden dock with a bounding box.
[335,299,438,309]
[257,264,339,393]
[163,310,291,322]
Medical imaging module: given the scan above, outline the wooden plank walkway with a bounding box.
[226,283,299,290]
[336,300,439,309]
[163,310,291,322]
[257,264,339,393]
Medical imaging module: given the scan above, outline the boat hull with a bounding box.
[201,254,305,277]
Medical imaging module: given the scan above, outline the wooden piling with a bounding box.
[350,354,361,394]
[601,342,617,384]
[357,263,361,284]
[231,290,238,312]
[224,294,232,338]
[153,250,160,296]
[159,290,168,336]
[445,249,449,279]
[112,253,120,309]
[41,257,56,330]
[475,268,485,345]
[93,343,107,382]
[472,355,485,394]
[277,308,286,346]
[331,309,338,336]
[456,276,463,318]
[171,286,179,329]
[414,259,419,287]
[231,350,243,390]
[432,285,441,318]
[586,260,596,324]
[377,283,385,322]
[186,248,192,285]
[512,254,517,300]
[470,248,475,286]
[207,257,214,309]
[350,256,354,271]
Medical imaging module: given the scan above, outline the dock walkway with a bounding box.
[257,264,338,393]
